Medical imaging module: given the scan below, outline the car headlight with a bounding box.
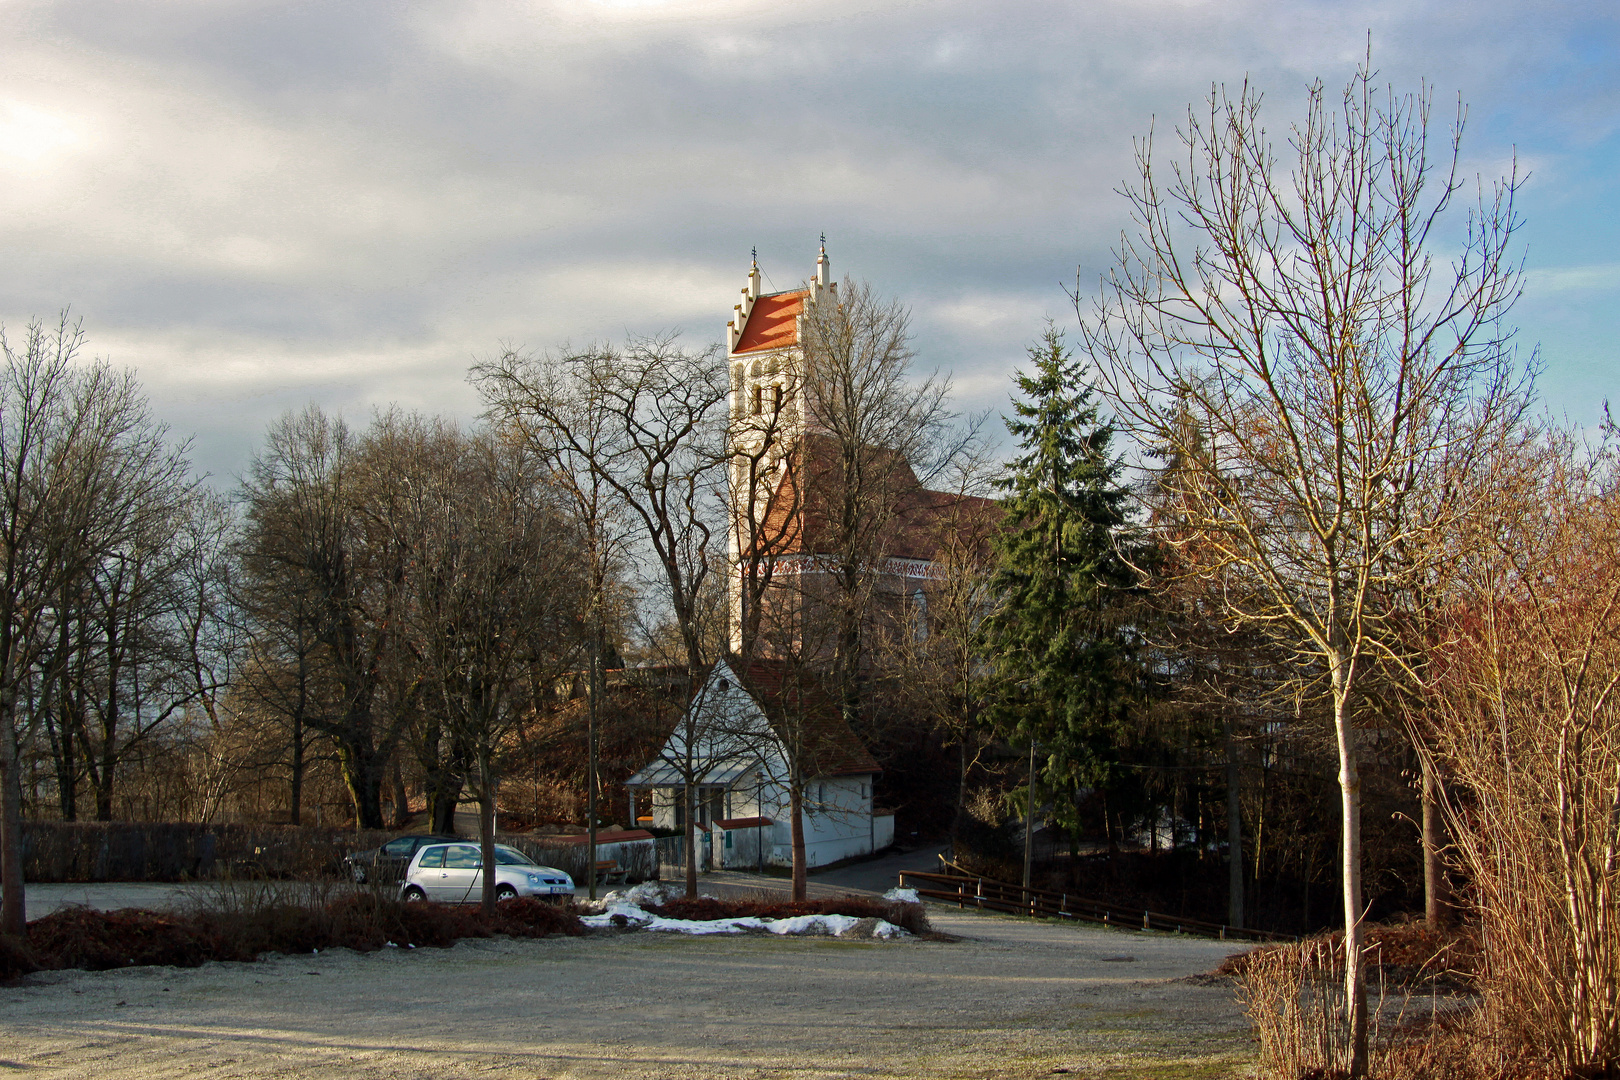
[527,873,542,885]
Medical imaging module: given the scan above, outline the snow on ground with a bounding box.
[577,895,908,939]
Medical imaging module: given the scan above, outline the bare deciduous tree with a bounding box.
[1077,66,1531,1073]
[797,281,960,725]
[476,336,730,897]
[2,316,203,936]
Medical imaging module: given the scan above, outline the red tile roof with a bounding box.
[726,657,881,777]
[714,816,772,829]
[734,290,807,354]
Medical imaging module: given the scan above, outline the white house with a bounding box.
[624,657,894,871]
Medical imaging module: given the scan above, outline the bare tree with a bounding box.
[237,407,413,831]
[2,316,201,935]
[474,337,731,896]
[399,419,585,914]
[797,281,960,725]
[1077,66,1531,1072]
[870,454,1001,842]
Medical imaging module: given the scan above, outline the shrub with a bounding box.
[1,893,587,982]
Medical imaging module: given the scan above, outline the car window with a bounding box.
[383,838,415,856]
[493,846,535,866]
[443,845,481,869]
[416,846,446,869]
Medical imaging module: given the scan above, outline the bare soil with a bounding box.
[0,906,1256,1079]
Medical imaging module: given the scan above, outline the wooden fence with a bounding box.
[898,865,1294,943]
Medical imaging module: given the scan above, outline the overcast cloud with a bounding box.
[0,0,1614,481]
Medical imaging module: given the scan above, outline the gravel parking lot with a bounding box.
[0,903,1255,1079]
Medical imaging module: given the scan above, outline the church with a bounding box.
[623,247,997,871]
[723,243,998,662]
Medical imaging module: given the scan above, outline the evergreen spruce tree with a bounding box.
[984,325,1144,844]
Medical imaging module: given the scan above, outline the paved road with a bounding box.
[19,844,953,919]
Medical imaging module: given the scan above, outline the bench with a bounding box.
[594,859,627,885]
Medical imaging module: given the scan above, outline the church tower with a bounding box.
[725,244,835,652]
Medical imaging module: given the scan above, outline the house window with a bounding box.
[751,386,763,416]
[911,589,928,643]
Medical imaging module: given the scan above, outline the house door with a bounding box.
[702,787,725,826]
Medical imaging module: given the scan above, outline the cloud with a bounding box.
[0,0,1609,480]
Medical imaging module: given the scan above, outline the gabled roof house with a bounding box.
[624,657,893,871]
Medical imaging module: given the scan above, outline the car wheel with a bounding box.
[402,886,427,902]
[495,884,518,902]
[350,863,368,884]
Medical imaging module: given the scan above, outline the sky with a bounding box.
[0,0,1615,484]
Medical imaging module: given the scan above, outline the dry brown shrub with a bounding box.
[2,889,587,982]
[1418,433,1620,1075]
[1235,928,1501,1079]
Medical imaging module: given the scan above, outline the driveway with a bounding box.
[1,902,1256,1079]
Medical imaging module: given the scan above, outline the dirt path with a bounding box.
[0,907,1256,1079]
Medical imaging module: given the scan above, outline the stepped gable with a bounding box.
[733,289,808,354]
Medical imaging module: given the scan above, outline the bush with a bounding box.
[1227,923,1531,1080]
[1,893,587,982]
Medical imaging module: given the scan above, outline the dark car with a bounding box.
[344,834,456,884]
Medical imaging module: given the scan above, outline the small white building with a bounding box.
[625,658,894,871]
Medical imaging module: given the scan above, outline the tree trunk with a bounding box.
[1331,672,1368,1076]
[339,740,387,831]
[391,757,409,829]
[1421,754,1449,927]
[790,779,807,901]
[587,644,599,902]
[0,691,26,937]
[1225,718,1244,930]
[683,785,698,898]
[288,708,305,826]
[478,749,497,916]
[1022,739,1036,892]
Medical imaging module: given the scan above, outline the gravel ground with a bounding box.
[0,904,1256,1079]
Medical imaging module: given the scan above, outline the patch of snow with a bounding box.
[578,901,654,929]
[644,915,765,935]
[765,914,861,936]
[883,887,920,904]
[578,900,912,939]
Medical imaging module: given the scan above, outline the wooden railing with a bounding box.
[897,864,1294,943]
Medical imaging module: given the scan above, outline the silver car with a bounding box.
[398,842,574,903]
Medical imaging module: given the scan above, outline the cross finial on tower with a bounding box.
[819,232,826,250]
[751,246,757,266]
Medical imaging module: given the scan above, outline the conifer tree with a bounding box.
[984,326,1143,841]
